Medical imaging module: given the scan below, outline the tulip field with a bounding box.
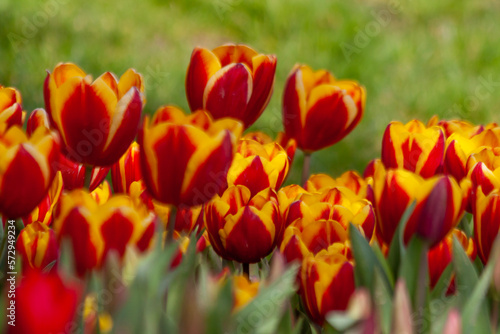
[3,1,500,334]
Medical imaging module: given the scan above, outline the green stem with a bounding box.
[84,165,93,190]
[301,153,311,186]
[166,206,177,244]
[243,263,250,280]
[415,240,429,332]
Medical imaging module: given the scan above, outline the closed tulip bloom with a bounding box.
[111,141,142,193]
[428,229,476,292]
[300,247,355,325]
[305,171,369,199]
[227,138,290,196]
[7,270,81,334]
[186,44,276,128]
[22,171,63,226]
[0,85,24,129]
[474,186,500,263]
[444,133,481,181]
[0,124,59,218]
[277,184,308,221]
[382,120,445,178]
[427,116,483,138]
[44,63,144,166]
[139,106,242,207]
[205,185,282,263]
[17,221,59,270]
[282,64,365,152]
[373,166,464,246]
[281,219,349,264]
[285,187,375,240]
[26,108,51,136]
[53,189,155,275]
[242,131,297,163]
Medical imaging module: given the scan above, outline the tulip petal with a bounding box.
[186,48,221,111]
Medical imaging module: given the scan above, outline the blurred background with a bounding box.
[2,0,500,184]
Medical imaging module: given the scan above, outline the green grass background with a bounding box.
[2,0,500,184]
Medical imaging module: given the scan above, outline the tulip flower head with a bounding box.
[17,221,59,270]
[44,63,144,166]
[139,106,242,207]
[0,124,60,218]
[282,64,365,152]
[0,85,24,129]
[382,120,445,178]
[204,185,282,264]
[186,44,277,129]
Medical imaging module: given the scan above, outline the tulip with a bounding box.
[53,189,155,275]
[186,44,276,128]
[373,166,464,246]
[233,275,260,311]
[26,108,51,136]
[280,220,350,264]
[381,120,445,178]
[204,185,282,264]
[17,221,59,270]
[139,106,242,207]
[284,187,375,239]
[277,184,308,222]
[300,246,355,325]
[22,171,63,226]
[427,116,483,138]
[444,133,481,181]
[243,131,297,163]
[7,270,81,334]
[427,229,476,292]
[0,124,59,218]
[111,141,142,193]
[282,64,365,153]
[44,63,144,166]
[227,138,290,196]
[305,171,369,198]
[0,85,24,129]
[474,186,500,263]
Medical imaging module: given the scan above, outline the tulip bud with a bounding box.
[0,85,24,129]
[283,64,365,152]
[44,63,144,166]
[186,44,276,129]
[139,106,242,207]
[17,221,59,270]
[111,141,142,193]
[205,185,282,264]
[0,124,60,218]
[382,120,445,178]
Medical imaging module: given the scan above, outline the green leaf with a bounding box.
[374,267,393,334]
[430,263,453,300]
[349,224,393,294]
[452,236,491,333]
[387,201,416,277]
[235,264,298,334]
[397,236,428,308]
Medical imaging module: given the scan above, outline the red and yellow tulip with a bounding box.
[474,186,500,263]
[305,171,369,199]
[22,171,63,226]
[8,270,81,334]
[17,221,59,270]
[233,275,260,311]
[186,44,276,129]
[204,185,282,264]
[0,124,60,218]
[139,106,242,207]
[282,64,365,152]
[373,166,464,246]
[53,188,155,276]
[227,138,290,196]
[111,141,142,194]
[427,116,483,139]
[242,131,297,163]
[300,246,355,325]
[44,63,144,166]
[428,229,476,292]
[0,85,24,129]
[382,120,445,178]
